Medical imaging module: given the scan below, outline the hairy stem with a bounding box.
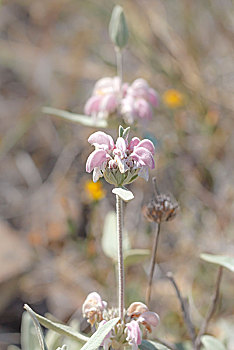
[116,194,124,320]
[166,272,196,346]
[195,266,223,349]
[146,223,161,305]
[116,48,123,98]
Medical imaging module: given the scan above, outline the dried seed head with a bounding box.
[143,194,178,223]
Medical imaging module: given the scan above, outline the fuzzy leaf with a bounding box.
[112,187,134,202]
[24,305,48,350]
[124,249,150,267]
[102,211,130,261]
[200,254,234,272]
[42,107,107,128]
[81,317,119,350]
[201,335,226,350]
[139,340,170,350]
[21,312,40,350]
[24,305,89,344]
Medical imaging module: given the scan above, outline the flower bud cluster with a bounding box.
[84,77,158,124]
[82,293,159,350]
[86,128,155,185]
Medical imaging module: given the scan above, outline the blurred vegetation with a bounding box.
[0,0,233,349]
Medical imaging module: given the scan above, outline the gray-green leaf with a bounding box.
[139,340,171,350]
[24,305,48,350]
[42,107,107,128]
[109,5,129,49]
[24,305,89,344]
[21,311,40,350]
[112,187,134,202]
[102,211,130,261]
[124,249,150,267]
[81,317,120,350]
[200,254,234,272]
[201,335,226,350]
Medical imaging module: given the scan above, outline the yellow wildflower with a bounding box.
[85,180,105,201]
[163,89,184,108]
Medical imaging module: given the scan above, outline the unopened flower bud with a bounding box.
[109,5,129,49]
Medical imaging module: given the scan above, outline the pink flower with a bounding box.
[121,78,158,123]
[125,320,142,350]
[86,128,155,185]
[82,292,107,326]
[127,301,160,333]
[84,77,128,119]
[138,311,160,333]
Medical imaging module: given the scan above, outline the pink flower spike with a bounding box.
[136,139,155,155]
[131,147,155,169]
[88,131,114,150]
[86,149,109,173]
[126,320,142,350]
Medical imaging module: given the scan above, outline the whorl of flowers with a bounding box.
[86,127,155,186]
[84,77,158,124]
[82,292,159,350]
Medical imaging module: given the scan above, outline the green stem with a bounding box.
[116,194,124,320]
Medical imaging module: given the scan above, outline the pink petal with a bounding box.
[132,147,155,169]
[148,88,159,107]
[128,137,140,151]
[100,94,118,113]
[88,131,114,150]
[134,99,152,120]
[136,139,155,155]
[116,137,127,153]
[86,149,108,173]
[139,311,160,327]
[84,95,101,115]
[94,77,113,91]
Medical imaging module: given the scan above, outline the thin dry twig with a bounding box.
[195,266,223,349]
[166,272,197,346]
[145,222,161,305]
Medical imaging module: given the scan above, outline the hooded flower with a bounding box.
[82,292,107,326]
[125,320,142,350]
[127,302,160,333]
[86,128,155,185]
[84,77,128,120]
[121,78,159,124]
[84,77,158,124]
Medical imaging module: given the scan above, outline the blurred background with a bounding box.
[0,0,233,349]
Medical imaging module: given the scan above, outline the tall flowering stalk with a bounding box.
[116,193,124,320]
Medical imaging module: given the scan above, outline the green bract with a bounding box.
[109,5,129,49]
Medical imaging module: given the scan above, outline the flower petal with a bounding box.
[84,95,101,115]
[116,137,127,154]
[136,139,155,155]
[134,98,152,120]
[128,137,140,151]
[86,149,108,173]
[132,147,155,169]
[88,131,114,150]
[148,88,159,107]
[138,311,160,327]
[100,94,118,114]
